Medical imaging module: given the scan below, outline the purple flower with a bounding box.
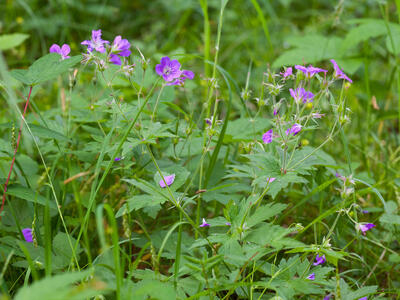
[49,44,70,60]
[225,222,231,226]
[330,59,352,83]
[295,65,328,78]
[109,36,131,65]
[362,210,369,214]
[262,129,273,144]
[267,177,276,183]
[114,157,122,162]
[359,223,375,235]
[167,70,195,86]
[289,87,314,104]
[313,254,326,266]
[81,29,109,53]
[22,228,33,243]
[312,112,325,118]
[306,273,315,280]
[159,174,175,188]
[155,56,182,82]
[281,67,292,78]
[273,108,277,116]
[359,298,368,300]
[286,123,302,136]
[200,218,210,227]
[324,295,331,300]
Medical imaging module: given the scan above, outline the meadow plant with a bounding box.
[0,24,392,300]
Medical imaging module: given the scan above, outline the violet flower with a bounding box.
[22,228,33,243]
[359,223,375,235]
[49,44,70,60]
[114,157,122,162]
[312,112,325,118]
[313,254,326,266]
[200,218,210,227]
[358,297,368,300]
[295,65,327,78]
[330,59,352,83]
[225,222,231,226]
[262,129,273,144]
[286,123,302,136]
[109,35,131,65]
[306,273,315,280]
[324,295,331,300]
[267,177,276,183]
[81,29,109,53]
[281,67,292,78]
[155,56,182,82]
[273,108,277,116]
[289,87,314,104]
[167,70,195,86]
[159,174,175,188]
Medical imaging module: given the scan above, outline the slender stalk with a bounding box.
[0,86,33,219]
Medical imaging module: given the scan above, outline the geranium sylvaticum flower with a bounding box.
[267,177,276,183]
[330,59,352,83]
[306,273,315,280]
[109,35,131,65]
[313,254,326,266]
[289,87,314,104]
[262,129,273,144]
[295,65,327,78]
[281,67,292,78]
[286,123,302,136]
[358,297,368,300]
[49,44,70,60]
[81,29,109,53]
[155,56,194,85]
[159,174,175,188]
[199,218,210,227]
[22,228,33,243]
[358,223,375,235]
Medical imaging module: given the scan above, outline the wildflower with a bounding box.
[155,56,182,82]
[81,29,109,53]
[312,112,325,118]
[281,67,292,78]
[286,123,302,136]
[313,254,326,266]
[167,70,195,86]
[109,35,131,65]
[324,295,331,300]
[330,59,352,83]
[114,157,122,162]
[200,218,210,227]
[22,228,33,243]
[295,65,327,78]
[49,44,70,60]
[358,223,375,235]
[267,177,276,183]
[362,210,369,214]
[225,222,231,226]
[159,174,175,188]
[289,87,314,103]
[335,172,355,185]
[273,108,277,116]
[262,129,273,144]
[358,297,368,300]
[306,273,315,280]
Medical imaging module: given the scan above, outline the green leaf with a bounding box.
[10,53,82,86]
[247,203,287,228]
[379,213,400,225]
[14,270,104,300]
[6,185,57,209]
[30,124,70,141]
[116,195,167,218]
[0,33,29,50]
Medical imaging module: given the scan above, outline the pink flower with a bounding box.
[49,44,70,60]
[22,228,33,243]
[295,65,327,78]
[359,223,375,235]
[330,59,352,83]
[200,218,210,227]
[159,174,175,188]
[281,67,292,78]
[267,177,276,183]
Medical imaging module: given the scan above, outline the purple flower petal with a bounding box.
[81,29,109,54]
[22,228,33,243]
[330,59,352,83]
[295,65,327,77]
[267,177,276,183]
[306,273,315,280]
[159,174,175,188]
[359,223,375,235]
[286,123,302,136]
[225,222,231,226]
[114,157,122,162]
[313,254,326,266]
[109,54,122,65]
[155,56,193,85]
[49,44,61,54]
[281,67,292,78]
[50,44,70,60]
[358,297,368,300]
[199,218,210,227]
[262,129,273,144]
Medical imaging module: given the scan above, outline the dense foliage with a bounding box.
[0,0,399,299]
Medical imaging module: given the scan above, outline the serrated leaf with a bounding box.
[0,33,29,50]
[247,203,287,228]
[10,53,82,85]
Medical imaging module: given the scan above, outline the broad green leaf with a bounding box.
[0,33,29,50]
[14,270,104,300]
[116,195,167,218]
[247,203,287,228]
[6,185,57,209]
[10,53,82,86]
[30,123,70,141]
